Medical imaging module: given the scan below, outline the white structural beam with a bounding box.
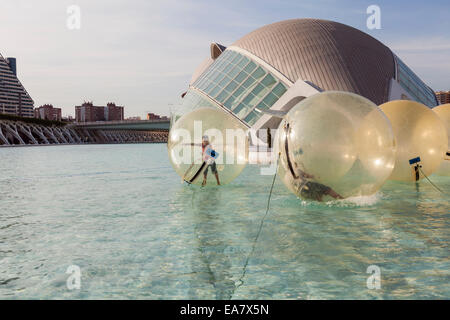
[0,125,10,145]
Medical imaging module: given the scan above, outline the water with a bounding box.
[0,144,449,299]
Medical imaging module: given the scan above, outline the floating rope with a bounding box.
[231,153,280,298]
[418,166,447,195]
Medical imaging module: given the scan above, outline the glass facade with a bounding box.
[192,50,288,126]
[174,89,217,123]
[395,56,437,108]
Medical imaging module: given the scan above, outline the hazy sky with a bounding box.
[1,0,449,117]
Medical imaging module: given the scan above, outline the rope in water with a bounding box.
[418,166,447,195]
[231,154,280,298]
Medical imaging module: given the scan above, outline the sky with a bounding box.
[1,0,449,118]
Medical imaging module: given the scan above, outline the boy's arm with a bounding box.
[181,142,202,146]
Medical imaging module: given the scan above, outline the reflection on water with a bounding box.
[188,188,236,299]
[0,144,449,299]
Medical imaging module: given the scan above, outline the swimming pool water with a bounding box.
[0,144,449,299]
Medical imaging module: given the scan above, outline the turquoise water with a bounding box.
[0,144,449,299]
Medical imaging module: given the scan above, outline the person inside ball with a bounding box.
[293,162,343,201]
[201,135,220,186]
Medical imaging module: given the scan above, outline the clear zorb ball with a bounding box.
[433,104,450,176]
[168,107,249,186]
[275,91,396,201]
[379,100,448,181]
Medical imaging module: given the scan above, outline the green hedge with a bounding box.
[0,113,68,127]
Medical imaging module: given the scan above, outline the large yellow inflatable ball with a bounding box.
[379,100,448,182]
[275,91,396,201]
[168,107,249,186]
[433,104,450,176]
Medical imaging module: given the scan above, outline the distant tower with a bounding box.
[6,57,17,75]
[0,54,34,117]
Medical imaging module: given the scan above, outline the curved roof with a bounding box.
[232,19,395,105]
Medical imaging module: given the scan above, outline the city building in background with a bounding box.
[62,115,75,122]
[0,53,34,117]
[181,18,439,143]
[75,102,124,123]
[34,104,62,121]
[436,91,450,105]
[147,112,169,120]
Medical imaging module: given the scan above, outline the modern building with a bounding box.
[104,102,124,122]
[34,104,62,121]
[0,53,34,117]
[75,102,124,122]
[436,91,450,105]
[181,19,438,141]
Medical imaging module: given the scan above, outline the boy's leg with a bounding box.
[211,163,220,185]
[202,166,208,186]
[326,188,343,199]
[214,172,220,185]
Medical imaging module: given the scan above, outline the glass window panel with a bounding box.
[209,85,223,98]
[233,103,246,115]
[222,63,234,74]
[198,71,216,89]
[261,92,278,107]
[178,89,217,117]
[224,96,235,109]
[261,74,276,88]
[234,71,248,84]
[235,95,258,117]
[272,82,287,98]
[255,101,270,112]
[226,87,246,110]
[196,66,217,87]
[233,86,249,100]
[250,83,271,102]
[207,71,225,86]
[235,106,252,119]
[204,81,216,94]
[244,110,261,126]
[224,50,234,61]
[241,76,257,90]
[243,61,257,74]
[214,59,227,71]
[230,52,241,64]
[219,50,230,60]
[218,74,231,88]
[227,66,240,79]
[224,80,239,94]
[193,74,204,87]
[236,56,250,68]
[195,76,207,89]
[241,91,260,110]
[216,90,230,103]
[241,92,255,106]
[250,67,266,82]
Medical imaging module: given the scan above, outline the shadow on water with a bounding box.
[187,187,237,299]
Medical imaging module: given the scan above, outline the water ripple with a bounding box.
[0,144,449,299]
